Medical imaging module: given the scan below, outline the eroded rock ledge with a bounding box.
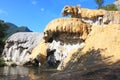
[42,18,91,69]
[62,5,120,25]
[44,18,91,44]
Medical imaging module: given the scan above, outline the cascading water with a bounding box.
[2,32,43,66]
[47,39,85,68]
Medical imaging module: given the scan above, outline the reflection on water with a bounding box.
[0,66,56,80]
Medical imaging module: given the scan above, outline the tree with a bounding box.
[95,0,104,9]
[0,20,8,55]
[100,4,118,11]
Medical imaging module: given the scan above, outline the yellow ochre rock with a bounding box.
[44,18,91,41]
[29,39,49,64]
[82,24,120,63]
[62,5,105,19]
[62,5,120,24]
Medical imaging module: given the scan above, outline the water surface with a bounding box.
[0,66,57,80]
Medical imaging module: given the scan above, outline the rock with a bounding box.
[62,5,120,25]
[42,6,120,70]
[2,32,43,66]
[44,18,91,42]
[43,18,88,69]
[103,11,120,24]
[114,0,120,10]
[50,24,120,80]
[82,24,120,63]
[30,39,48,64]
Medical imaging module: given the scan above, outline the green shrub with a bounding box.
[0,20,8,55]
[100,4,118,11]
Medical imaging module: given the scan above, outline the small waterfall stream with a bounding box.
[48,40,84,61]
[46,39,85,69]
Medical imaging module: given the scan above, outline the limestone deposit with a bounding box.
[2,5,120,76]
[44,18,91,42]
[48,6,120,79]
[62,5,120,25]
[42,5,120,71]
[82,24,120,63]
[2,32,43,65]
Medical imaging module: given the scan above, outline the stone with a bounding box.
[2,32,43,66]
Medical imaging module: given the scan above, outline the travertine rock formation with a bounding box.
[43,18,91,69]
[62,5,120,25]
[114,0,120,10]
[62,5,105,19]
[82,24,120,63]
[78,8,105,19]
[50,24,120,80]
[103,11,120,24]
[2,32,43,65]
[62,5,81,18]
[3,5,120,72]
[44,18,91,42]
[30,39,48,64]
[42,5,120,70]
[57,24,120,69]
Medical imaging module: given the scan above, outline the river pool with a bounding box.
[0,66,57,80]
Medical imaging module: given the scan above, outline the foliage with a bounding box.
[100,4,119,11]
[95,0,104,9]
[0,20,8,55]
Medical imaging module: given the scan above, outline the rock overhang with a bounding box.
[43,18,91,44]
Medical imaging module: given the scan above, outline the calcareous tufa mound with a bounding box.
[2,32,43,66]
[44,18,91,43]
[2,5,120,79]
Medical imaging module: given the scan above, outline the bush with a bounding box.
[100,4,118,11]
[0,20,8,55]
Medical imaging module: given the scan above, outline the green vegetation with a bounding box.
[100,4,118,11]
[0,20,8,55]
[5,23,32,39]
[95,0,104,9]
[95,0,119,11]
[0,19,32,55]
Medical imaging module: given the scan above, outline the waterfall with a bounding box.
[2,32,43,66]
[47,40,85,67]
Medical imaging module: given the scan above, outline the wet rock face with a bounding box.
[46,39,83,68]
[2,32,43,66]
[43,18,89,68]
